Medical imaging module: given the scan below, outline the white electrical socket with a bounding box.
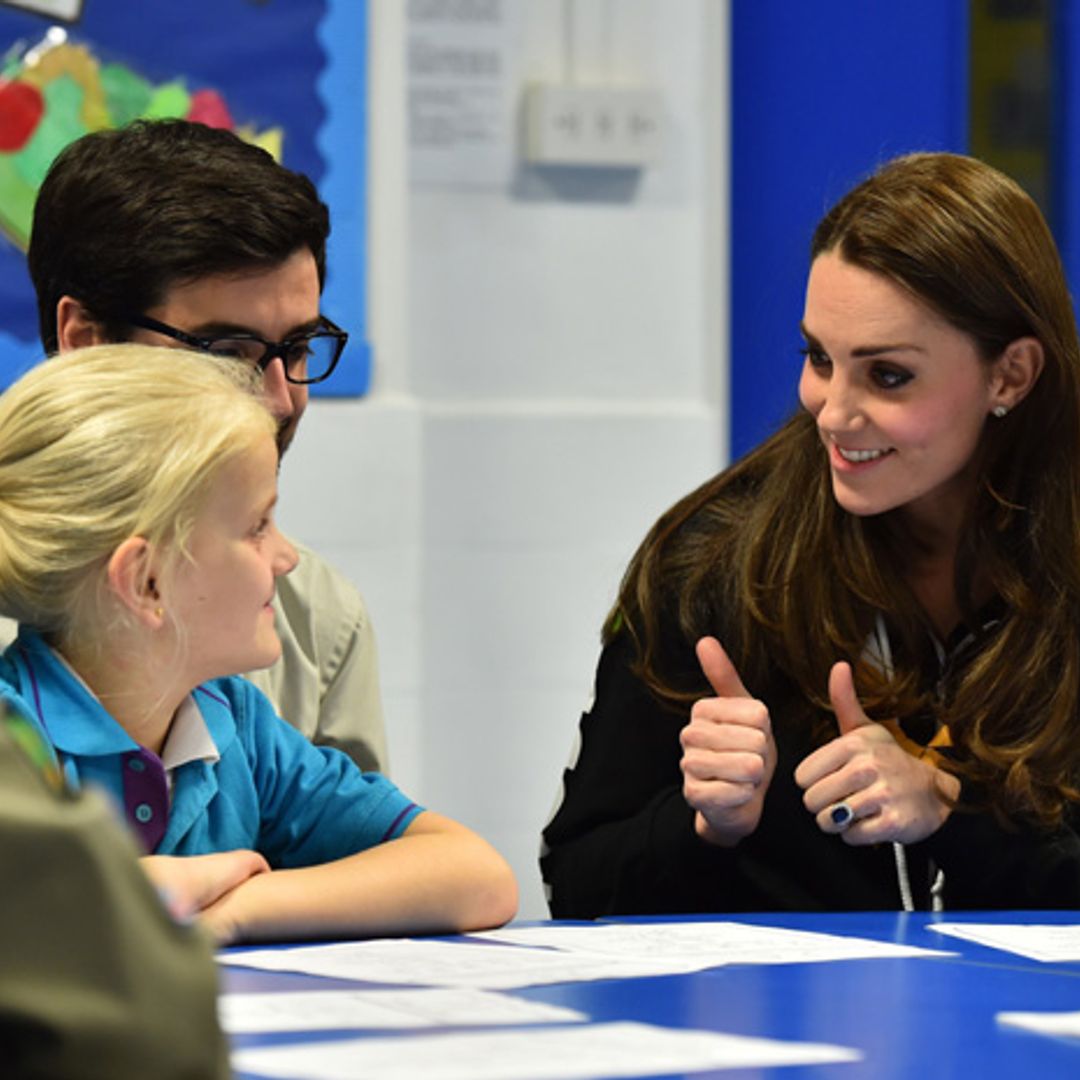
[523,83,664,168]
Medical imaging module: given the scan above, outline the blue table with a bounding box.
[224,911,1080,1078]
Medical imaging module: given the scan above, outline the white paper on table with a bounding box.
[220,987,588,1034]
[221,938,708,989]
[473,921,954,966]
[997,1010,1080,1038]
[231,1020,862,1080]
[928,922,1080,962]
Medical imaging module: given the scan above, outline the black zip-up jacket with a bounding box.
[542,630,1080,917]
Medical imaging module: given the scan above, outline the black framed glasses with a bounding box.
[123,313,348,385]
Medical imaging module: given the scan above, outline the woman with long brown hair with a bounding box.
[542,152,1080,914]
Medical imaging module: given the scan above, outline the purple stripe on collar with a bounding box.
[194,684,229,708]
[17,643,49,735]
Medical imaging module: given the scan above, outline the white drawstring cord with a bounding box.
[871,615,918,913]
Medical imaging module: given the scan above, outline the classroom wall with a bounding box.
[277,0,727,918]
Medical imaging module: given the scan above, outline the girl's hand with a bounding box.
[680,637,777,847]
[140,849,270,922]
[794,661,960,845]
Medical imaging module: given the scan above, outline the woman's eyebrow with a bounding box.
[799,324,926,357]
[851,341,927,357]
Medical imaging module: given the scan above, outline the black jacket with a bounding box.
[542,631,1080,917]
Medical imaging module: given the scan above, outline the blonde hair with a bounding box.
[0,343,276,641]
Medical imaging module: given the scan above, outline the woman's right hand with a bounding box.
[140,850,270,922]
[680,637,776,846]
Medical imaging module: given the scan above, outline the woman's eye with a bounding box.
[800,347,830,370]
[872,365,913,389]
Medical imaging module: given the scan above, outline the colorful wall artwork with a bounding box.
[0,0,369,394]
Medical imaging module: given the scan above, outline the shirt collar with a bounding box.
[162,694,220,772]
[13,629,137,756]
[12,627,235,761]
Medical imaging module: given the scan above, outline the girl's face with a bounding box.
[167,434,298,685]
[798,252,1004,543]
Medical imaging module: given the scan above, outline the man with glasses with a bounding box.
[22,118,388,772]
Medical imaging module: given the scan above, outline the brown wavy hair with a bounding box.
[611,153,1080,827]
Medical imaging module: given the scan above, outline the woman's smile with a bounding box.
[829,442,895,468]
[799,252,1004,539]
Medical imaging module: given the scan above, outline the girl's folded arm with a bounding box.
[200,810,518,945]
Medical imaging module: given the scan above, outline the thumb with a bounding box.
[829,661,873,735]
[696,636,749,698]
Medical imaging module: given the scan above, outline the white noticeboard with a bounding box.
[407,0,524,188]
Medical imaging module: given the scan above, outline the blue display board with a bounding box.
[729,1,969,459]
[1055,1,1080,303]
[0,0,369,395]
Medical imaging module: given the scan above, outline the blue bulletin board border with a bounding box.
[316,0,371,397]
[0,0,370,397]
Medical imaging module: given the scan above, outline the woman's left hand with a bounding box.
[794,661,960,845]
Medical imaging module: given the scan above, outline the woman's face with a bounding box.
[798,252,1002,542]
[167,434,298,685]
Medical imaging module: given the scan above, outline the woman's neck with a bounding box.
[906,553,962,642]
[895,492,974,640]
[902,534,996,643]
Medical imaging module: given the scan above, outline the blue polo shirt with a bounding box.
[0,629,422,864]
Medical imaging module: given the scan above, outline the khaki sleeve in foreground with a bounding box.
[0,718,229,1080]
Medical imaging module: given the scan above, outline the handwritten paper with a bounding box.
[929,922,1080,962]
[231,1020,861,1079]
[220,987,586,1034]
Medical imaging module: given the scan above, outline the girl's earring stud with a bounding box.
[992,404,1009,418]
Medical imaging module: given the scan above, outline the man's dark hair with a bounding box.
[28,119,330,353]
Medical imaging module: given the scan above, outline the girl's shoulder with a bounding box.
[192,674,298,757]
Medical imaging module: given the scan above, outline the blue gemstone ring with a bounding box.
[829,801,855,829]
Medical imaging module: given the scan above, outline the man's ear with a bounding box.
[990,336,1044,414]
[106,537,164,629]
[55,296,110,352]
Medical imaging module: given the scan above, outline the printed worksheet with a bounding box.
[220,987,586,1034]
[221,922,950,990]
[472,920,954,966]
[221,938,707,989]
[929,922,1080,962]
[997,1010,1080,1037]
[231,1020,861,1079]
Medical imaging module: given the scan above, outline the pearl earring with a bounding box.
[992,405,1009,418]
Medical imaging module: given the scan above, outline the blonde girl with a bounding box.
[0,344,516,942]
